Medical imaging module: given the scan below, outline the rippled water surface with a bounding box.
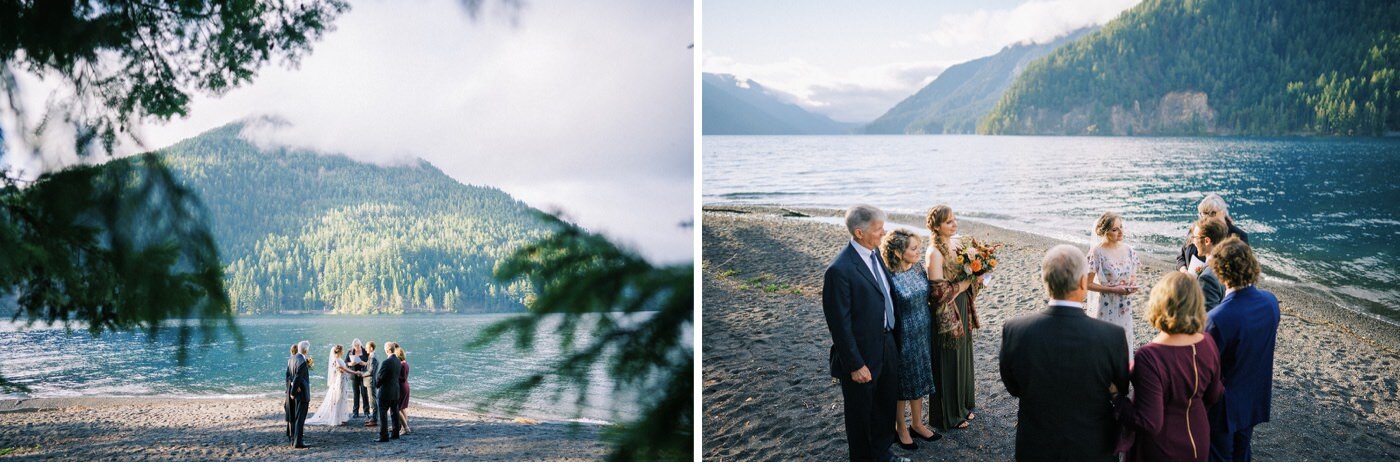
[0,314,655,423]
[704,135,1400,324]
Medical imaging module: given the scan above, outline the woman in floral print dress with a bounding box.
[1087,212,1142,356]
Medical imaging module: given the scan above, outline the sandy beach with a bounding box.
[0,396,608,461]
[701,205,1400,461]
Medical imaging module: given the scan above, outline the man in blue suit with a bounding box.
[1204,238,1280,461]
[823,204,905,462]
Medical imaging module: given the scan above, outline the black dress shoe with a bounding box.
[377,437,389,443]
[915,430,943,442]
[294,443,308,449]
[390,434,400,440]
[897,439,918,451]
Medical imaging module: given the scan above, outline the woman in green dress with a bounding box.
[924,205,982,431]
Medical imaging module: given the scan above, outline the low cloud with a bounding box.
[920,0,1139,51]
[704,53,945,123]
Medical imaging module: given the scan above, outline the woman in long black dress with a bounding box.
[881,229,942,450]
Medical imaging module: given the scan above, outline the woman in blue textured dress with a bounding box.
[881,229,942,450]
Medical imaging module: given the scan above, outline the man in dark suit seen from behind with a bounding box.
[286,341,311,449]
[1000,244,1129,461]
[375,341,403,442]
[822,204,906,462]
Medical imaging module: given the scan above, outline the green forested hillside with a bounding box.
[154,122,547,314]
[863,28,1091,134]
[980,0,1400,136]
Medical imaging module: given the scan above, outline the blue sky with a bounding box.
[704,0,1142,122]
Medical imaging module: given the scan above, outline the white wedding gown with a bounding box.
[305,350,351,426]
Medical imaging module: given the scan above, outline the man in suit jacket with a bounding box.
[1000,245,1129,462]
[286,341,311,449]
[1205,238,1280,461]
[1194,218,1228,310]
[822,205,904,462]
[375,344,403,442]
[363,341,380,427]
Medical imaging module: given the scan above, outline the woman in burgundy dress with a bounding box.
[395,346,412,434]
[1115,272,1225,461]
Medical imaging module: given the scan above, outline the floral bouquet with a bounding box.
[955,236,1003,281]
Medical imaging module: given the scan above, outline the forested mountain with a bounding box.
[151,121,548,315]
[863,28,1093,134]
[980,0,1400,136]
[702,73,855,135]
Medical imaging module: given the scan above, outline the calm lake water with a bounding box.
[704,135,1400,325]
[0,314,658,423]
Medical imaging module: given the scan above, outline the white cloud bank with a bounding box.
[8,0,693,264]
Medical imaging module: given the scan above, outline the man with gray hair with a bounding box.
[999,245,1128,461]
[823,204,905,461]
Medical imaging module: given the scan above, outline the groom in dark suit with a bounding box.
[286,341,311,449]
[375,342,403,442]
[822,205,903,462]
[1000,245,1128,461]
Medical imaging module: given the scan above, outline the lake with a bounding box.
[0,313,655,423]
[704,135,1400,326]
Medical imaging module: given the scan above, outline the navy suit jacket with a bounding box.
[822,243,896,379]
[1206,286,1280,433]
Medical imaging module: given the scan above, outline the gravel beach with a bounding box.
[0,396,608,461]
[701,205,1400,461]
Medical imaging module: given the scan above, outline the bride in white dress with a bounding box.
[305,344,358,426]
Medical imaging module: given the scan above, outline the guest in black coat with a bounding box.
[1000,245,1129,461]
[822,205,904,462]
[284,344,297,439]
[286,341,312,449]
[375,343,403,442]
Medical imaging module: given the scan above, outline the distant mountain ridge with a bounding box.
[702,73,855,135]
[863,28,1094,134]
[153,121,548,315]
[981,0,1400,136]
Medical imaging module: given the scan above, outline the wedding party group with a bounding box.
[284,339,414,448]
[823,194,1280,462]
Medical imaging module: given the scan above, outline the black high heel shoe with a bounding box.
[897,436,919,450]
[914,429,943,442]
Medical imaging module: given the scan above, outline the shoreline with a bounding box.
[707,203,1400,352]
[701,205,1400,461]
[0,396,609,461]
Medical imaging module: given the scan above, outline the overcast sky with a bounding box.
[24,0,694,264]
[703,0,1141,123]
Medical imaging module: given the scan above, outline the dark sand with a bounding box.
[0,396,608,461]
[701,205,1400,461]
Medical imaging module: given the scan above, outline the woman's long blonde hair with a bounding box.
[925,204,954,260]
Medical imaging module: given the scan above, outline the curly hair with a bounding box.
[925,204,954,259]
[880,229,920,271]
[1146,272,1206,335]
[1094,211,1122,237]
[1209,237,1260,288]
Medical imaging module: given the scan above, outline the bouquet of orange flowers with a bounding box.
[955,236,1003,280]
